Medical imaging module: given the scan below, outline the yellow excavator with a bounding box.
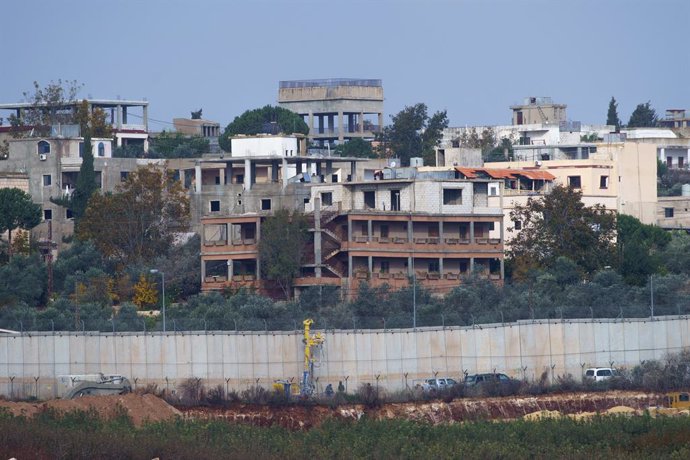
[273,319,324,398]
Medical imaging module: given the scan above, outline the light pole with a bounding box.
[150,269,166,332]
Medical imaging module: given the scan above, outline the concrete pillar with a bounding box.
[407,221,413,242]
[439,221,444,243]
[470,221,475,244]
[439,258,444,276]
[271,160,279,183]
[227,260,233,279]
[143,105,149,132]
[256,257,261,280]
[281,158,288,189]
[576,146,583,159]
[338,111,344,142]
[359,111,364,133]
[470,258,475,273]
[367,220,373,242]
[408,256,413,276]
[315,197,322,278]
[500,258,505,280]
[348,255,353,277]
[659,147,665,162]
[347,217,352,242]
[194,163,202,194]
[219,167,225,186]
[244,159,251,190]
[350,161,356,182]
[326,160,333,182]
[201,259,206,284]
[367,255,373,274]
[499,218,504,243]
[116,105,122,129]
[226,163,233,185]
[308,112,314,133]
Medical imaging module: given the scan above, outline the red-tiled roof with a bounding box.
[454,167,555,181]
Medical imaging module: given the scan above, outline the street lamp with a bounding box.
[150,269,166,332]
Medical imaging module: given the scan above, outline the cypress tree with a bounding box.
[606,97,621,131]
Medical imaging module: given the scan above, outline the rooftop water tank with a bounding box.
[410,157,424,167]
[682,183,690,196]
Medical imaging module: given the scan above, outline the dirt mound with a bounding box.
[0,394,180,426]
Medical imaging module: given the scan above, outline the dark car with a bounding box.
[464,373,521,395]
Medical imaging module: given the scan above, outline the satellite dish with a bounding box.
[389,161,397,167]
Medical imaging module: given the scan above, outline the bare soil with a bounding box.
[0,391,678,430]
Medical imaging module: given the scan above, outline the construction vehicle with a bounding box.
[664,391,690,409]
[58,373,132,399]
[301,319,324,396]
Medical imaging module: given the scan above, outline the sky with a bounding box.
[1,0,688,131]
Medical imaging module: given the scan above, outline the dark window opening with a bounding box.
[38,140,50,154]
[43,175,51,186]
[364,191,375,209]
[236,174,244,184]
[43,209,52,220]
[600,175,609,189]
[97,142,105,157]
[390,190,401,211]
[215,176,221,185]
[568,176,581,189]
[380,261,390,273]
[489,222,495,231]
[120,171,129,182]
[665,208,674,218]
[380,224,389,238]
[321,192,333,206]
[210,200,220,212]
[443,188,462,205]
[66,209,73,219]
[514,220,522,230]
[261,199,271,210]
[429,261,440,272]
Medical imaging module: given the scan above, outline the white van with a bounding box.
[584,367,616,382]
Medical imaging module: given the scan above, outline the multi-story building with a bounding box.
[278,78,384,147]
[199,135,505,298]
[0,98,150,152]
[172,114,222,153]
[510,96,567,126]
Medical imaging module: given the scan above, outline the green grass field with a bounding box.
[1,407,689,459]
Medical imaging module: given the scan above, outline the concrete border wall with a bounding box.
[1,315,688,399]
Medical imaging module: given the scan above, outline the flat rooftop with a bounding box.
[0,99,148,110]
[279,79,382,89]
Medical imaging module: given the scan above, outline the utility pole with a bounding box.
[47,220,53,298]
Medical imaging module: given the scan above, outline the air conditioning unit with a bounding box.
[39,154,47,161]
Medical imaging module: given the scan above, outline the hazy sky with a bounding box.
[1,0,687,131]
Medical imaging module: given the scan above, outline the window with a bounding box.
[489,222,495,231]
[97,142,105,157]
[363,191,375,209]
[42,175,51,186]
[443,188,462,205]
[665,207,674,218]
[514,220,522,230]
[390,190,401,211]
[321,192,333,206]
[380,261,390,273]
[489,185,498,196]
[210,200,220,212]
[380,224,389,238]
[331,174,338,183]
[43,209,52,220]
[261,199,271,211]
[428,261,440,272]
[37,140,50,154]
[451,139,460,148]
[215,176,221,185]
[120,171,129,182]
[79,142,84,158]
[667,157,673,167]
[679,157,685,168]
[600,175,609,189]
[236,174,244,184]
[304,197,310,204]
[567,176,581,189]
[66,209,73,219]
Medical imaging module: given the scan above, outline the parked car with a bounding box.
[415,377,458,393]
[464,373,515,386]
[584,367,616,382]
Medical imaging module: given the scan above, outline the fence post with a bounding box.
[50,320,54,333]
[34,377,39,399]
[441,314,445,329]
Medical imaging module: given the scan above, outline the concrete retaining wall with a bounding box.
[1,315,688,399]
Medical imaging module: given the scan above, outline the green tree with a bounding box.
[0,255,47,307]
[606,96,621,130]
[376,103,448,166]
[50,134,97,228]
[627,101,658,128]
[507,185,617,280]
[617,214,671,285]
[0,188,41,260]
[149,131,210,158]
[78,165,190,265]
[258,209,309,299]
[219,105,309,152]
[334,138,376,158]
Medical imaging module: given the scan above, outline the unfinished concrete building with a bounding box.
[510,96,567,126]
[199,134,505,298]
[278,78,384,146]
